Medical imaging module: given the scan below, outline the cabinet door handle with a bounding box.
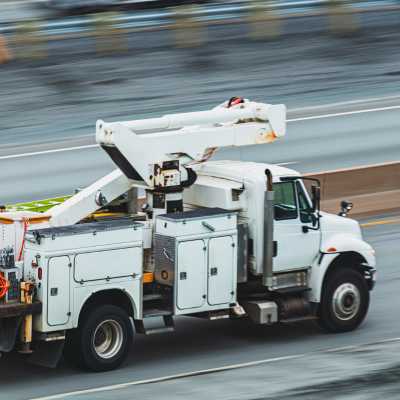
[179,272,187,280]
[163,248,174,263]
[202,221,215,232]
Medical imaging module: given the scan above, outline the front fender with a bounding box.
[321,233,373,256]
[321,233,376,268]
[308,235,376,303]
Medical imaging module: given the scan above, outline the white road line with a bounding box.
[287,105,400,122]
[0,144,98,161]
[25,355,312,400]
[1,104,399,162]
[29,336,400,400]
[0,0,45,6]
[276,161,299,166]
[289,93,400,113]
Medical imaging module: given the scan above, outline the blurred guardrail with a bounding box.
[306,161,400,217]
[0,0,399,61]
[0,0,399,36]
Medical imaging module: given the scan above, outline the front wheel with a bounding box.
[318,268,370,333]
[70,304,133,372]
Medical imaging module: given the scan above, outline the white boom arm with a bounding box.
[46,99,285,225]
[96,100,286,187]
[48,169,131,227]
[0,99,286,257]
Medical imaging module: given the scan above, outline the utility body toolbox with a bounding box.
[23,219,143,332]
[154,208,238,316]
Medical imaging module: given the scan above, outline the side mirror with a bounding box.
[339,200,353,217]
[311,185,321,212]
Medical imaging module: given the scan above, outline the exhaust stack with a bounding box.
[263,169,274,288]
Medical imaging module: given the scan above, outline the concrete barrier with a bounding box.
[306,161,400,217]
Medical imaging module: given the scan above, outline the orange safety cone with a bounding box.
[0,34,12,64]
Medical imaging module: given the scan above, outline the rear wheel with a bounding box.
[66,304,133,372]
[319,268,369,333]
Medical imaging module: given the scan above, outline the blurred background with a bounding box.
[1,3,400,400]
[1,0,399,200]
[0,0,399,202]
[1,0,399,145]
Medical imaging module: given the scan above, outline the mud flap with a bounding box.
[0,317,22,352]
[28,340,65,368]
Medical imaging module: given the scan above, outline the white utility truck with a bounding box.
[0,98,376,371]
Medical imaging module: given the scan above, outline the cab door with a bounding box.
[272,180,321,273]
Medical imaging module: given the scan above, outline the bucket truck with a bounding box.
[0,98,376,371]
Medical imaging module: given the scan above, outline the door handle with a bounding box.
[179,272,187,280]
[202,221,215,232]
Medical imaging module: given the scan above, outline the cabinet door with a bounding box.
[208,236,235,306]
[47,256,70,326]
[177,240,206,310]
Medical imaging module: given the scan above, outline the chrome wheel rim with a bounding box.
[332,283,361,321]
[93,319,124,359]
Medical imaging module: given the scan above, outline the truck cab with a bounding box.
[184,159,376,311]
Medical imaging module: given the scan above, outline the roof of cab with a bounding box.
[194,160,300,183]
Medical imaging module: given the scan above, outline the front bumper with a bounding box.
[363,265,377,291]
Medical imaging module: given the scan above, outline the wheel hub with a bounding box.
[93,319,124,359]
[332,283,361,321]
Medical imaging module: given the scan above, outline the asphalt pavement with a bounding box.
[0,99,399,204]
[0,219,398,400]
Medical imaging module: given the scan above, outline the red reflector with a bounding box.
[38,267,43,281]
[327,247,337,253]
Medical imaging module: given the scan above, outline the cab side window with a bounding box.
[273,182,298,220]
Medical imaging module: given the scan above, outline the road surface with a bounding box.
[0,97,399,204]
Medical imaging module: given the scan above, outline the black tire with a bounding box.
[318,268,369,333]
[67,304,133,372]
